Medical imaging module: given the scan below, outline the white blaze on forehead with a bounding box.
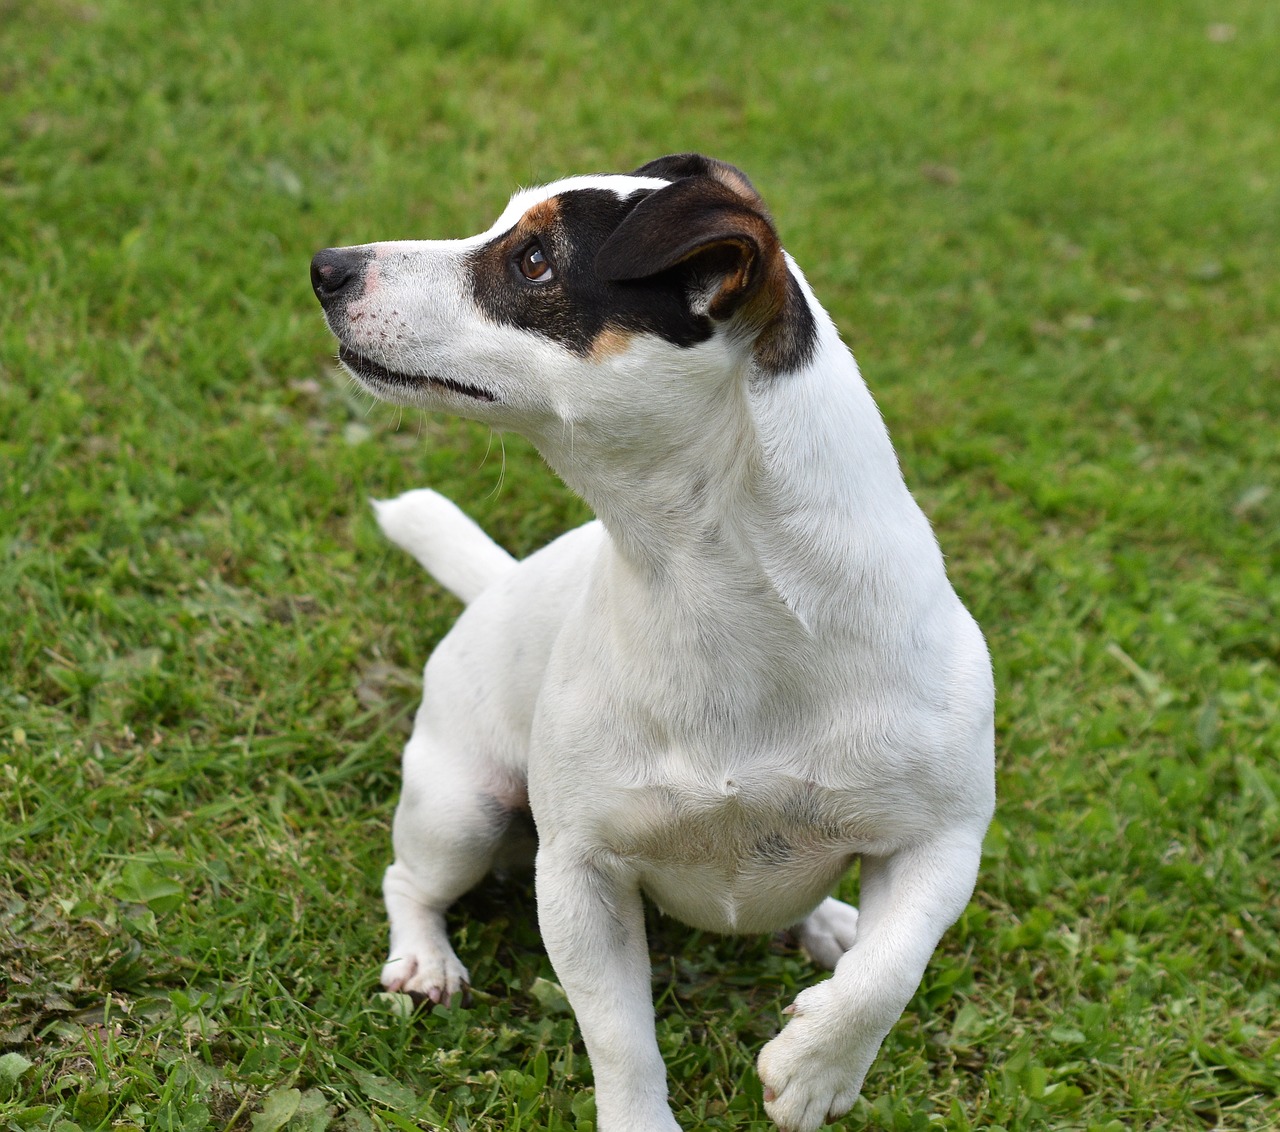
[485,174,676,236]
[362,175,678,259]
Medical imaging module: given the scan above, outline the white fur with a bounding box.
[373,490,515,604]
[322,172,995,1132]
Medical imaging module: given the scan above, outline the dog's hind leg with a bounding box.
[377,522,581,1008]
[380,722,526,1006]
[794,896,860,970]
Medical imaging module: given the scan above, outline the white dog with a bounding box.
[311,153,995,1132]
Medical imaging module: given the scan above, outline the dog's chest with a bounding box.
[597,760,871,934]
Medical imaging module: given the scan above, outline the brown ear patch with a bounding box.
[631,153,763,207]
[597,165,817,374]
[594,177,772,292]
[726,225,817,375]
[751,270,817,375]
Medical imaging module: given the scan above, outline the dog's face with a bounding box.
[311,154,816,451]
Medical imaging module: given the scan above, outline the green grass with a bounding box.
[2,0,1278,1128]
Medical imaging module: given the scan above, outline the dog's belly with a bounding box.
[639,845,853,934]
[604,777,864,934]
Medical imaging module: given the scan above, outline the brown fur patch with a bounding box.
[468,195,564,309]
[595,165,814,371]
[730,224,785,321]
[469,187,716,358]
[751,270,815,374]
[588,325,637,361]
[692,177,816,375]
[517,196,562,236]
[479,196,565,271]
[706,164,767,213]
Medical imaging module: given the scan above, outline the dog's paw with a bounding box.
[757,985,876,1132]
[795,897,859,970]
[381,947,471,1008]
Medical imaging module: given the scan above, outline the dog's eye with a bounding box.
[519,242,554,282]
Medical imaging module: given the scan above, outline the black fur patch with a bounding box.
[468,153,820,376]
[468,188,716,357]
[635,154,820,376]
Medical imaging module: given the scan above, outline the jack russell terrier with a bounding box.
[310,153,995,1132]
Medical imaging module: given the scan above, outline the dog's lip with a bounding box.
[338,345,497,403]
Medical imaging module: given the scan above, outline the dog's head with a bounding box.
[310,154,817,447]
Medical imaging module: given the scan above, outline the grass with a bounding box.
[1,0,1278,1128]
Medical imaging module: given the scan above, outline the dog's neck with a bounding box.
[534,291,944,637]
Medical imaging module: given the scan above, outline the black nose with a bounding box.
[310,247,370,308]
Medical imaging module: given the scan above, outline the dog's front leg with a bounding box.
[536,844,680,1132]
[757,831,984,1132]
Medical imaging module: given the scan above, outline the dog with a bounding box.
[310,153,995,1132]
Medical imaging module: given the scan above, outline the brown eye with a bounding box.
[519,242,554,282]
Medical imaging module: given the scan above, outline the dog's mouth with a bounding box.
[338,345,496,403]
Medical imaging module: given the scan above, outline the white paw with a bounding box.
[795,897,859,970]
[757,985,878,1132]
[381,944,471,1007]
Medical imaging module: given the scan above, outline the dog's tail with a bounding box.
[372,489,517,605]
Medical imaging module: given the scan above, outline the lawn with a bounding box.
[1,0,1278,1129]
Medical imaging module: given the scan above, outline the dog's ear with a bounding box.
[595,175,783,321]
[630,153,760,200]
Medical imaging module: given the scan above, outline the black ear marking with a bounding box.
[606,159,819,373]
[595,176,774,319]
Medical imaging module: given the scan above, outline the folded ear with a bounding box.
[630,153,760,200]
[595,175,783,321]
